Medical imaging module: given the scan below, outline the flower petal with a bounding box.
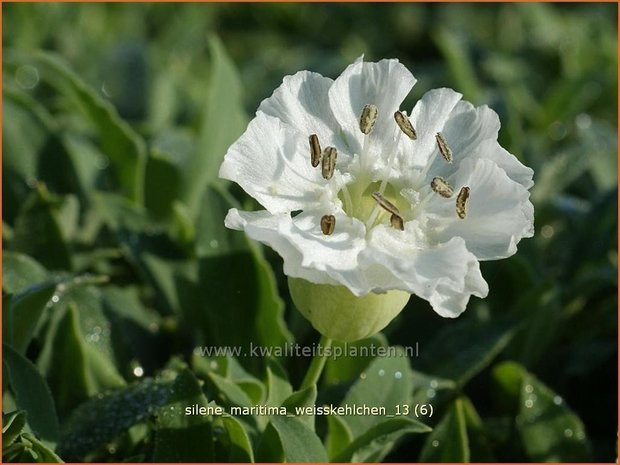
[359,226,488,317]
[258,71,347,152]
[425,157,534,260]
[442,101,500,157]
[474,140,534,189]
[395,88,463,173]
[225,208,369,292]
[425,102,533,189]
[219,112,344,214]
[328,57,416,162]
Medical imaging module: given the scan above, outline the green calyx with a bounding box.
[288,277,410,342]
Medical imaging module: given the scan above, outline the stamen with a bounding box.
[320,214,336,235]
[321,146,337,180]
[390,213,404,231]
[359,104,378,135]
[430,176,454,198]
[435,132,453,163]
[371,191,401,216]
[309,134,321,167]
[394,111,417,140]
[456,186,470,219]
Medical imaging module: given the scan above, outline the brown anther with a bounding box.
[390,213,404,231]
[435,132,453,163]
[320,214,336,235]
[309,134,321,167]
[430,176,454,198]
[394,111,417,140]
[321,147,337,180]
[371,191,401,216]
[456,186,470,219]
[359,104,379,135]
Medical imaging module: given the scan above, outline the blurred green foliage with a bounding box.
[2,3,617,463]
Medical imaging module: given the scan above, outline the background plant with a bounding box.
[2,3,617,462]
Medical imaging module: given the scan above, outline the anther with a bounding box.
[394,111,417,140]
[321,147,337,180]
[371,191,400,216]
[390,213,404,231]
[430,176,454,198]
[359,104,378,135]
[435,132,453,163]
[309,134,321,167]
[456,186,470,219]
[320,215,336,235]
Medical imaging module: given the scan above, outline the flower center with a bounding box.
[309,104,470,236]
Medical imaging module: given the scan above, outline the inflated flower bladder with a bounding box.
[219,56,534,342]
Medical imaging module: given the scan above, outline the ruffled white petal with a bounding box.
[473,140,534,189]
[257,71,349,155]
[219,112,346,214]
[424,101,533,189]
[225,208,368,292]
[425,157,534,260]
[328,57,416,164]
[442,101,500,156]
[395,88,463,175]
[359,225,488,317]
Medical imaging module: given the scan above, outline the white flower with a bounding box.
[219,57,534,321]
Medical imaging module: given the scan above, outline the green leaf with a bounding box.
[418,318,516,387]
[187,187,291,355]
[281,384,317,430]
[340,347,414,436]
[217,416,255,463]
[101,286,162,372]
[3,411,28,448]
[189,249,289,371]
[153,370,215,462]
[461,397,495,461]
[252,241,293,348]
[195,186,246,258]
[58,378,171,461]
[419,398,470,462]
[38,299,125,415]
[267,416,328,463]
[21,433,64,463]
[144,148,184,221]
[183,36,247,215]
[38,304,91,414]
[3,344,59,443]
[517,370,591,461]
[265,358,293,407]
[492,360,525,414]
[12,50,147,203]
[10,185,72,270]
[324,333,389,385]
[334,417,431,462]
[2,251,48,295]
[5,281,56,353]
[207,372,254,408]
[492,361,592,461]
[2,94,50,224]
[325,414,353,460]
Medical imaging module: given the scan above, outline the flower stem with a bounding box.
[300,335,332,390]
